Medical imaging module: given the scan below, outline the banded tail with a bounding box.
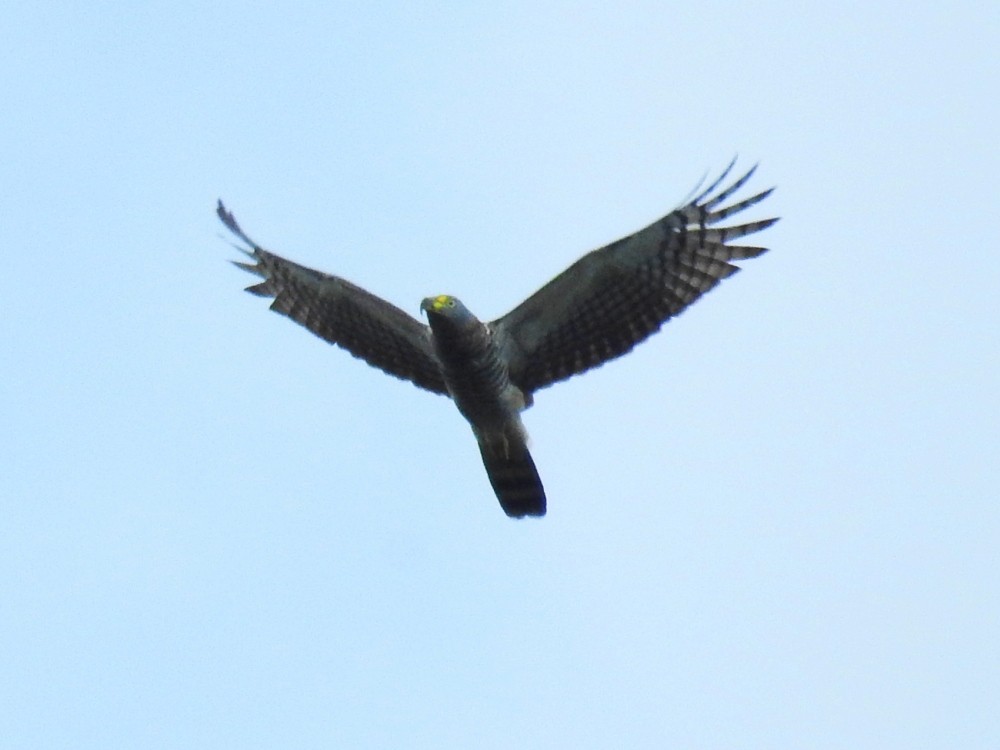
[478,442,546,518]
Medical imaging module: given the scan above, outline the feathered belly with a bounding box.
[436,345,520,428]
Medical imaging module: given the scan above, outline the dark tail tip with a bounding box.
[479,444,546,518]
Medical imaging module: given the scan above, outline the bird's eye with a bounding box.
[447,299,456,307]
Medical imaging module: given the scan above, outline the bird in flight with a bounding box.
[218,159,777,518]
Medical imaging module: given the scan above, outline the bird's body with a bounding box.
[218,160,777,518]
[421,294,545,516]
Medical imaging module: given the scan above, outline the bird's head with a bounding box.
[421,294,468,318]
[421,294,479,334]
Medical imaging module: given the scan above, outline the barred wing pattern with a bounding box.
[492,161,777,396]
[217,202,449,396]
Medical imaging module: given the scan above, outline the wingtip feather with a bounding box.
[244,281,273,297]
[216,200,259,249]
[690,157,737,206]
[231,259,265,278]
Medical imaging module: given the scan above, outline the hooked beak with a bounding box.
[421,295,449,316]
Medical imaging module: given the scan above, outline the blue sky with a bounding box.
[2,2,998,747]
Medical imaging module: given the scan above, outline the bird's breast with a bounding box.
[431,325,522,428]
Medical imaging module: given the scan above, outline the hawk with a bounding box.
[218,160,777,518]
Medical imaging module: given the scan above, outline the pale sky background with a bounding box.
[2,2,998,748]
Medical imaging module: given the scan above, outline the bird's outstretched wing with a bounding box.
[491,160,778,396]
[218,201,449,396]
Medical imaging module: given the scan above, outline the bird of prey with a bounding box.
[218,160,777,518]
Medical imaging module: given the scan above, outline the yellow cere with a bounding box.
[431,294,453,311]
